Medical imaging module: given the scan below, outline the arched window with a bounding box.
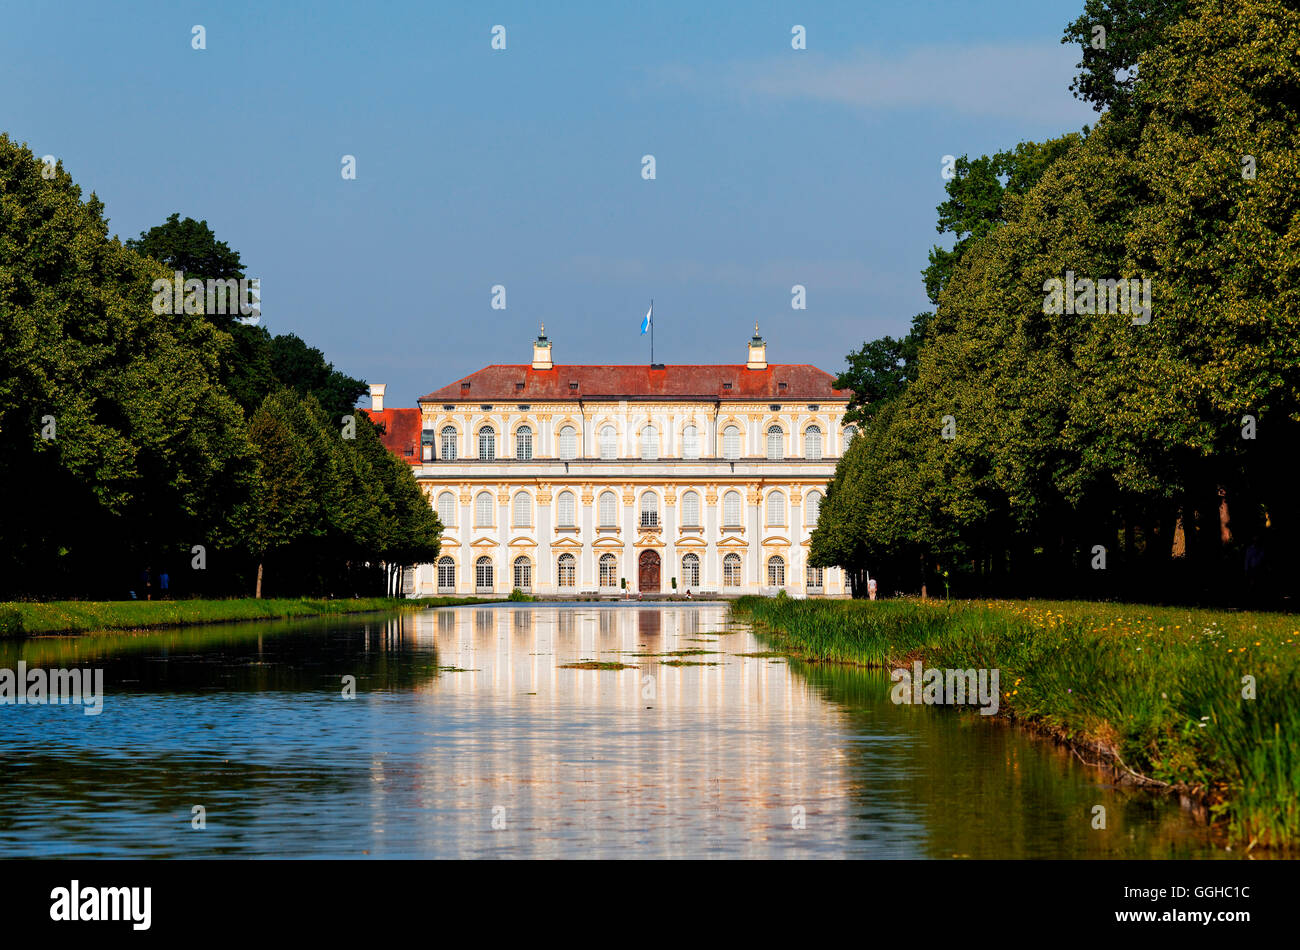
[475,491,494,526]
[806,564,824,591]
[599,553,617,587]
[640,492,659,528]
[440,426,458,461]
[766,490,786,526]
[640,424,658,460]
[557,553,576,588]
[598,490,617,527]
[557,490,576,527]
[512,492,532,527]
[437,556,455,593]
[600,425,617,460]
[805,425,822,460]
[475,556,494,593]
[682,425,699,459]
[559,425,577,460]
[516,425,533,460]
[843,425,858,450]
[723,490,742,527]
[681,553,700,588]
[681,490,700,527]
[722,425,740,460]
[723,553,742,587]
[478,426,496,460]
[513,555,532,591]
[767,555,786,587]
[766,425,784,460]
[806,490,822,525]
[437,491,456,527]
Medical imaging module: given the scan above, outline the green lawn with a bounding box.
[0,595,491,638]
[732,595,1300,850]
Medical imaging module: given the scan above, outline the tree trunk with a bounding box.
[1218,486,1232,546]
[256,562,264,599]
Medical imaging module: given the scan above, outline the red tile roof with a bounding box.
[361,407,422,462]
[420,364,849,403]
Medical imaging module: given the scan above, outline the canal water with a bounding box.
[0,604,1227,858]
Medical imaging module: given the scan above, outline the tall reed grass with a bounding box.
[733,595,1300,849]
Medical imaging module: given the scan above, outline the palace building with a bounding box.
[365,327,855,598]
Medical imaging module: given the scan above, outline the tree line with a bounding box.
[811,0,1300,606]
[0,136,440,599]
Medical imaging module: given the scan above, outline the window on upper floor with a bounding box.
[600,425,617,460]
[557,490,576,527]
[640,492,659,528]
[682,425,699,459]
[440,426,457,461]
[437,491,456,527]
[722,425,740,460]
[766,425,784,460]
[681,490,700,527]
[640,425,658,460]
[512,492,532,527]
[598,490,617,527]
[475,491,494,526]
[806,490,822,525]
[516,425,533,460]
[723,490,742,527]
[767,490,786,527]
[805,425,822,460]
[478,426,496,460]
[559,425,578,460]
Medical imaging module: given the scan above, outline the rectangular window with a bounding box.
[682,493,699,526]
[723,427,740,460]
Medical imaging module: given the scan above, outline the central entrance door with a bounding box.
[638,550,661,593]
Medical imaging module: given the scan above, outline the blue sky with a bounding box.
[1,0,1095,406]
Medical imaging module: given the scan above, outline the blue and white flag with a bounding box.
[640,301,653,335]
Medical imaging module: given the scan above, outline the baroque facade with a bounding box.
[366,328,854,598]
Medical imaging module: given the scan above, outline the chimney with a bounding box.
[532,323,553,370]
[369,383,386,412]
[746,324,767,370]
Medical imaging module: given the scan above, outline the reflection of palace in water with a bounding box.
[370,605,865,858]
[364,328,853,598]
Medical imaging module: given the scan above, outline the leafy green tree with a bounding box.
[241,390,317,597]
[834,312,930,424]
[923,136,1081,303]
[125,212,245,284]
[1061,0,1189,117]
[127,215,366,421]
[0,135,252,598]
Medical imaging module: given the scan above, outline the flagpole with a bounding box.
[650,298,654,364]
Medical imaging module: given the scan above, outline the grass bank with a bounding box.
[0,596,491,638]
[732,595,1300,850]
